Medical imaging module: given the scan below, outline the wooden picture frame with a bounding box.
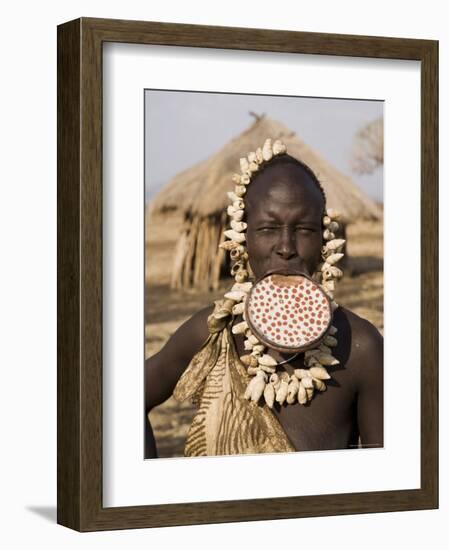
[57,17,438,531]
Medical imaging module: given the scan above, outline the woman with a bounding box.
[145,139,383,458]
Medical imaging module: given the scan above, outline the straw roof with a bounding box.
[149,116,382,223]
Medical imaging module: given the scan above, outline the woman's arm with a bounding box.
[144,305,214,458]
[354,320,384,448]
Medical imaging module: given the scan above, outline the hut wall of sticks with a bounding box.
[169,210,228,290]
[147,116,382,292]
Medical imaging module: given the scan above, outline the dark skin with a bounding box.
[144,161,384,458]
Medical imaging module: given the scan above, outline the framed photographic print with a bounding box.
[57,17,438,531]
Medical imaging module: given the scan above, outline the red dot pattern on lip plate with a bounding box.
[247,274,331,350]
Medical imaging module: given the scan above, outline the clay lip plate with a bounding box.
[244,271,332,354]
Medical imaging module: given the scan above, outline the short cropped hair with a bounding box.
[248,153,327,211]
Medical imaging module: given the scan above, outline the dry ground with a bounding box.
[145,212,384,458]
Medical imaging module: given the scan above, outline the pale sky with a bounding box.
[145,90,383,203]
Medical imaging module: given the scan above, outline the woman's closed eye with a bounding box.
[295,226,315,233]
[256,225,318,233]
[257,226,278,232]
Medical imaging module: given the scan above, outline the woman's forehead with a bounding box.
[245,169,324,219]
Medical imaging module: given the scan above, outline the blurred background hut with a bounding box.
[146,115,382,292]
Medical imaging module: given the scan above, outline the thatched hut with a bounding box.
[147,116,382,291]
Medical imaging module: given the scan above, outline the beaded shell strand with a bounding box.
[208,138,345,407]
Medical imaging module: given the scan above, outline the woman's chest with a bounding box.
[269,383,358,450]
[232,331,358,451]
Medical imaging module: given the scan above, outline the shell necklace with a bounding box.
[276,351,301,366]
[208,138,345,408]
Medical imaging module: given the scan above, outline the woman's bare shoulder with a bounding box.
[146,303,215,365]
[335,305,383,390]
[144,304,216,410]
[337,305,383,346]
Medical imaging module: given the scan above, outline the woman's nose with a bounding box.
[275,227,298,259]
